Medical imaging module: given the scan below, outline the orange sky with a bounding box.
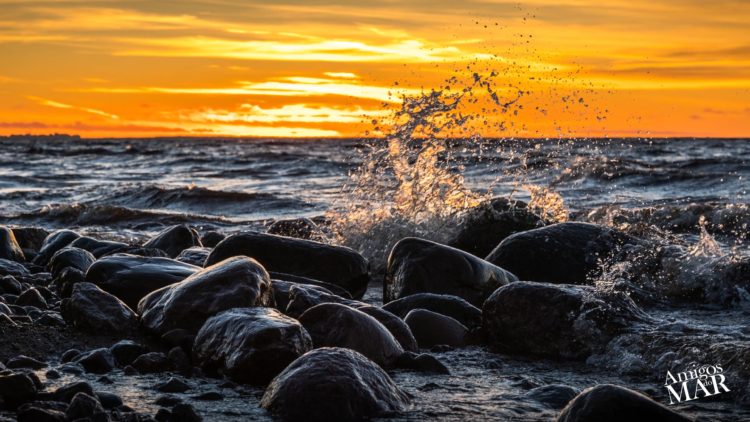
[0,0,748,138]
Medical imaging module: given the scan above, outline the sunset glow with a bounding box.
[1,1,748,138]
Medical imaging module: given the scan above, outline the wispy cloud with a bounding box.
[28,96,120,119]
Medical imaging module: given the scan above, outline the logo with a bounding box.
[664,364,730,404]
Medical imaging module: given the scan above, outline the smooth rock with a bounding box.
[404,308,468,348]
[33,230,80,266]
[48,247,95,279]
[16,406,66,422]
[0,259,30,277]
[6,355,47,370]
[70,236,128,258]
[526,384,579,409]
[355,305,418,353]
[144,225,202,258]
[0,276,22,295]
[75,348,116,374]
[170,403,202,422]
[175,247,210,267]
[393,351,450,374]
[65,392,106,421]
[193,307,312,385]
[110,340,147,367]
[131,352,171,373]
[11,227,49,252]
[384,237,517,306]
[0,226,25,262]
[54,381,94,403]
[382,293,483,331]
[261,348,409,422]
[270,271,353,299]
[206,232,369,299]
[0,372,38,409]
[15,288,47,309]
[557,384,691,422]
[199,231,224,248]
[61,282,137,334]
[56,267,86,298]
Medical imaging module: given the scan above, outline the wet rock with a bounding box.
[270,271,353,299]
[169,403,201,422]
[299,303,403,367]
[54,382,94,403]
[167,347,191,372]
[144,225,202,258]
[0,226,25,262]
[45,369,60,380]
[206,232,369,299]
[48,247,95,279]
[385,237,517,307]
[60,349,81,363]
[154,395,181,407]
[110,340,147,367]
[0,302,10,316]
[175,247,210,267]
[6,355,47,370]
[0,259,30,277]
[193,307,312,385]
[57,267,86,298]
[15,287,47,309]
[96,391,122,409]
[65,392,106,421]
[131,352,171,373]
[139,256,273,336]
[33,230,80,266]
[61,282,137,335]
[75,348,116,374]
[34,311,65,327]
[10,227,49,252]
[155,377,190,393]
[0,372,38,409]
[16,405,66,422]
[483,282,650,359]
[450,198,545,257]
[485,222,634,285]
[155,408,171,422]
[200,231,224,248]
[70,236,128,258]
[526,384,579,409]
[382,293,483,331]
[191,391,223,401]
[59,363,84,375]
[267,217,323,240]
[557,384,691,422]
[405,308,468,348]
[280,282,357,318]
[86,253,200,310]
[261,348,409,422]
[161,329,194,352]
[393,351,450,374]
[355,305,418,353]
[0,276,22,295]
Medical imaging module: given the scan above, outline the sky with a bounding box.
[0,0,748,138]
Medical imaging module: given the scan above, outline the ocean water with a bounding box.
[2,136,750,421]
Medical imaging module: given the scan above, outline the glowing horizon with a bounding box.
[0,1,748,138]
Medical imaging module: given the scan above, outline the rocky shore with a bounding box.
[0,198,748,421]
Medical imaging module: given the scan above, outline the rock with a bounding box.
[155,408,171,422]
[557,384,691,422]
[15,287,47,309]
[131,352,171,373]
[170,403,202,422]
[54,381,95,403]
[384,237,517,307]
[200,231,224,248]
[60,282,137,335]
[6,355,47,370]
[206,232,369,299]
[48,247,95,279]
[60,349,81,363]
[16,406,66,422]
[65,392,106,421]
[355,305,418,353]
[0,372,38,409]
[382,293,483,331]
[154,395,181,407]
[109,340,147,367]
[35,311,65,327]
[138,256,273,336]
[193,307,313,385]
[86,253,200,310]
[0,226,25,262]
[191,391,223,401]
[10,227,49,252]
[167,347,191,372]
[0,258,30,277]
[299,303,403,368]
[267,218,322,240]
[270,271,353,299]
[261,348,409,422]
[75,348,116,374]
[404,309,468,348]
[175,247,211,267]
[276,281,355,317]
[95,391,122,409]
[33,230,80,266]
[485,222,634,285]
[144,225,202,258]
[70,236,128,258]
[161,329,194,351]
[0,276,22,295]
[393,351,450,374]
[0,302,10,316]
[155,377,190,393]
[45,369,60,380]
[526,384,579,410]
[450,198,546,257]
[57,267,86,298]
[482,282,650,359]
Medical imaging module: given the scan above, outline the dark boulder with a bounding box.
[526,384,579,409]
[384,237,517,307]
[74,348,116,374]
[0,276,22,295]
[267,217,323,240]
[53,381,94,403]
[15,287,47,309]
[86,253,199,310]
[355,305,418,353]
[138,256,273,336]
[56,267,86,298]
[393,351,450,374]
[284,283,359,318]
[404,308,468,348]
[270,271,352,298]
[33,229,80,266]
[261,348,409,422]
[170,403,202,422]
[193,307,313,385]
[0,258,30,277]
[48,247,95,279]
[61,282,137,334]
[485,222,634,285]
[144,225,202,258]
[200,231,224,248]
[450,198,545,257]
[65,392,106,421]
[131,352,171,373]
[382,293,483,331]
[482,282,650,359]
[110,340,147,367]
[6,355,46,370]
[298,303,403,367]
[69,236,128,258]
[0,226,25,262]
[206,232,369,299]
[10,227,49,252]
[557,384,691,422]
[175,247,211,267]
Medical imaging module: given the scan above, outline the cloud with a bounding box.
[178,103,387,124]
[28,96,120,119]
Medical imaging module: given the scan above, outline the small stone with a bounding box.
[170,403,202,422]
[131,352,171,374]
[155,377,190,393]
[6,355,47,370]
[191,391,223,401]
[61,349,81,363]
[75,348,116,374]
[154,395,182,407]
